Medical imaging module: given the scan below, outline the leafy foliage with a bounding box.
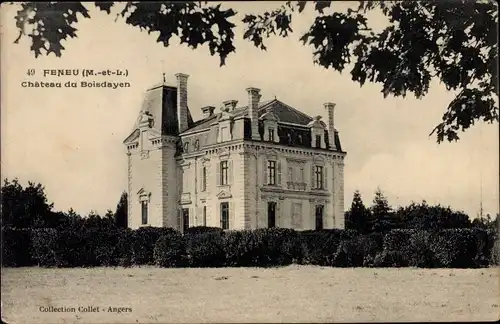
[9,1,499,142]
[1,178,61,228]
[153,230,186,267]
[4,226,499,268]
[11,2,236,66]
[114,191,128,228]
[345,190,370,233]
[184,231,226,267]
[395,201,472,230]
[369,188,399,232]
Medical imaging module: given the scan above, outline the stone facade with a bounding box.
[123,74,346,231]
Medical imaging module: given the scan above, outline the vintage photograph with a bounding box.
[1,1,499,323]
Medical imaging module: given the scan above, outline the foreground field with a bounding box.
[1,266,499,323]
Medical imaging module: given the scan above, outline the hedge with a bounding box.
[382,228,493,268]
[2,226,498,268]
[1,228,32,267]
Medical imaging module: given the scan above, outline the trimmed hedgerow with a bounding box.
[1,227,33,267]
[131,227,180,265]
[153,231,186,267]
[184,231,226,267]
[297,229,358,266]
[6,226,499,269]
[430,229,482,268]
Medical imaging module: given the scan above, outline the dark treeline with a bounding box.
[345,188,499,233]
[1,178,128,230]
[2,178,498,232]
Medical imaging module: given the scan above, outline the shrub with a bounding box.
[92,228,134,267]
[406,230,438,268]
[383,229,416,256]
[430,229,480,268]
[153,232,186,267]
[258,228,299,266]
[333,239,363,267]
[486,229,498,265]
[223,230,265,267]
[331,233,382,267]
[184,231,226,267]
[1,227,33,267]
[490,234,500,266]
[131,227,180,265]
[31,228,63,267]
[373,250,409,267]
[297,229,356,266]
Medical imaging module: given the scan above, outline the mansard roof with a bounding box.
[129,84,194,137]
[181,99,313,134]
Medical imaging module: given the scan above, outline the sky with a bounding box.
[1,2,498,218]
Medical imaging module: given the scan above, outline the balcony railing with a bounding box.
[286,181,307,191]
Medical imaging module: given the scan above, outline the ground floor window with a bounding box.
[220,202,229,229]
[268,202,277,228]
[141,201,148,225]
[202,206,207,226]
[182,208,189,233]
[315,205,324,230]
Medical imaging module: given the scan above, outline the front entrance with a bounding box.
[182,208,189,233]
[268,202,277,228]
[315,205,324,230]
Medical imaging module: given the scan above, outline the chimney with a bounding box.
[246,87,261,140]
[223,100,238,111]
[201,106,215,118]
[175,73,189,133]
[324,102,336,149]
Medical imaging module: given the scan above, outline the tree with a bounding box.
[396,200,471,229]
[1,178,64,228]
[369,188,398,232]
[114,191,128,228]
[345,190,370,233]
[7,1,498,143]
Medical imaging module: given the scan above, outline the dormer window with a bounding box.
[183,142,189,153]
[268,128,275,142]
[315,135,321,148]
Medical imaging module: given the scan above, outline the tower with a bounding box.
[123,74,191,229]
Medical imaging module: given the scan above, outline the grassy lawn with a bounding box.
[1,266,499,323]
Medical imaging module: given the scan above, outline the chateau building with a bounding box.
[123,73,346,231]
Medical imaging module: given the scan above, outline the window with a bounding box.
[202,167,207,191]
[184,142,189,152]
[315,135,321,148]
[288,166,294,182]
[141,201,148,225]
[268,202,277,228]
[292,203,302,228]
[220,202,229,229]
[315,205,324,230]
[203,206,207,226]
[220,161,228,185]
[315,166,324,189]
[182,208,189,233]
[267,160,276,185]
[299,167,304,182]
[268,128,275,142]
